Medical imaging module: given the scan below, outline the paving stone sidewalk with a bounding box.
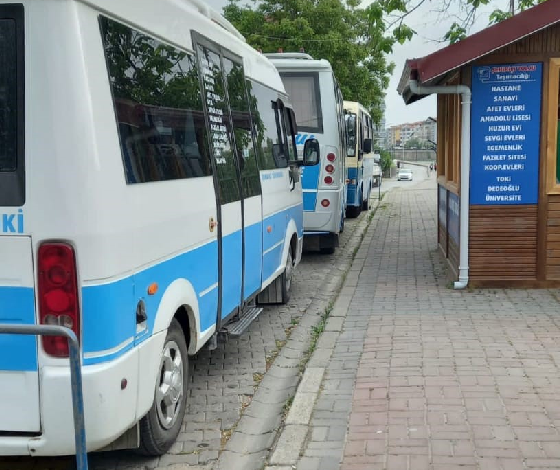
[268,181,560,470]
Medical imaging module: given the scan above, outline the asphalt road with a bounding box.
[380,162,433,194]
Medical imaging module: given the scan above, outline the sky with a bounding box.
[204,0,510,128]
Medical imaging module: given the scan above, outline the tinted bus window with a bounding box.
[0,4,24,206]
[222,56,261,198]
[280,73,323,133]
[100,17,212,184]
[247,80,288,170]
[0,19,16,172]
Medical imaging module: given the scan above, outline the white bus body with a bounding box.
[0,0,308,456]
[343,101,381,218]
[267,54,347,253]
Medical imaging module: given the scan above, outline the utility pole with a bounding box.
[509,0,515,15]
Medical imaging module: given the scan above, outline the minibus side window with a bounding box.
[345,113,356,157]
[272,101,289,168]
[196,43,240,204]
[100,17,212,184]
[246,79,289,170]
[222,57,261,198]
[0,4,24,206]
[284,107,298,162]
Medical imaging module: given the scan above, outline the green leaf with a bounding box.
[443,22,467,44]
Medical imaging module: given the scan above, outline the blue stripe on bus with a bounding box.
[0,204,303,370]
[346,167,359,208]
[244,221,263,299]
[301,164,320,191]
[0,287,37,371]
[81,203,302,365]
[303,192,317,212]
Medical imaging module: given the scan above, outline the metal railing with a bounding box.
[0,324,88,470]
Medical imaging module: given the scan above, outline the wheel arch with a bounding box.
[152,278,207,355]
[280,218,299,271]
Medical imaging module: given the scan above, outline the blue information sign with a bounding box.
[471,63,542,205]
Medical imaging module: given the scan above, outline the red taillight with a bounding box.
[321,199,330,207]
[327,153,336,162]
[38,243,80,357]
[324,176,333,185]
[325,164,335,174]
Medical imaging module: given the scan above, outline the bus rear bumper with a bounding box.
[303,190,343,234]
[0,333,164,456]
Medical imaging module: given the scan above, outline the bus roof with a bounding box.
[344,100,370,116]
[266,53,333,72]
[79,0,285,93]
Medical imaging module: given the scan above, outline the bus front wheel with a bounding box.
[138,318,189,456]
[280,248,294,304]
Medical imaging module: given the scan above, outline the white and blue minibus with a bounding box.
[0,0,316,458]
[343,101,380,217]
[267,53,347,254]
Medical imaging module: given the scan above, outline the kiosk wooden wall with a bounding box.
[436,22,560,286]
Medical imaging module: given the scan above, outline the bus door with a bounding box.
[221,56,263,302]
[194,36,263,323]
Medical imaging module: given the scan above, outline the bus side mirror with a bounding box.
[363,138,372,154]
[303,138,320,166]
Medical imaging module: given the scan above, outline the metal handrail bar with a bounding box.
[0,324,88,470]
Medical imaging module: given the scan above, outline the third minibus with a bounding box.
[343,101,380,217]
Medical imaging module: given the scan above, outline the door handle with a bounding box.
[209,217,218,233]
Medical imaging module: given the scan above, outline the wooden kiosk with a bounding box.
[398,0,560,287]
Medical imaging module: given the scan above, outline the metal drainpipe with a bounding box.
[408,80,472,290]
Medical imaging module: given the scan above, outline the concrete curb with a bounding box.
[213,203,377,470]
[265,199,384,470]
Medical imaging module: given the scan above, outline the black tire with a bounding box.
[362,189,370,210]
[138,319,189,456]
[280,248,294,304]
[346,204,361,218]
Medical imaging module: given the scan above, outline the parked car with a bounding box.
[397,169,413,181]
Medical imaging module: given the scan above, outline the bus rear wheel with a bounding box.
[362,188,370,211]
[346,203,361,218]
[138,319,189,456]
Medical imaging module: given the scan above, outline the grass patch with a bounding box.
[298,300,335,371]
[265,349,279,371]
[253,372,264,387]
[282,396,294,417]
[221,428,235,448]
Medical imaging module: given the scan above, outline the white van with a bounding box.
[0,0,315,457]
[266,53,347,254]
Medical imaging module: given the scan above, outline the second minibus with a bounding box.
[267,53,347,254]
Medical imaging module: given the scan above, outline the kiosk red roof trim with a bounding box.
[398,0,560,103]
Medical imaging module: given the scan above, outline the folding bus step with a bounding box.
[221,306,263,338]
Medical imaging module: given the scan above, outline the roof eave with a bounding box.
[397,0,560,104]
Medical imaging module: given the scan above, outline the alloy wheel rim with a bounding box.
[285,251,293,292]
[155,340,184,430]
